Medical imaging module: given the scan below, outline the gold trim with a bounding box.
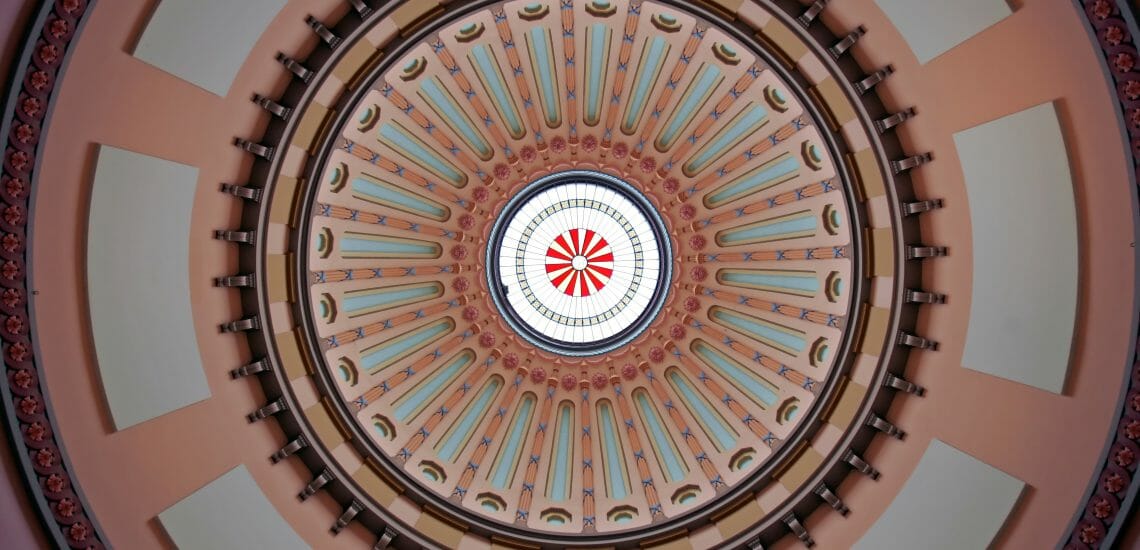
[334,40,383,89]
[712,493,763,539]
[811,78,857,132]
[265,254,290,303]
[847,147,887,201]
[276,329,310,380]
[858,305,891,355]
[394,2,444,35]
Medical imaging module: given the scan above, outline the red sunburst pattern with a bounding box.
[545,229,614,297]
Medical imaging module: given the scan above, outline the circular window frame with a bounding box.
[485,170,674,357]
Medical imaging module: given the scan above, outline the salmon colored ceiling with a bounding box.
[0,0,1138,549]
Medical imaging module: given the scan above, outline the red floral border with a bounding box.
[1064,1,1140,548]
[0,0,104,548]
[0,0,1138,548]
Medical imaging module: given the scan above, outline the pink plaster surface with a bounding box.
[5,0,1139,548]
[24,0,370,547]
[795,0,1139,548]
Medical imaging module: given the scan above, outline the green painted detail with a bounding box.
[584,24,610,125]
[419,77,493,160]
[361,318,454,374]
[469,46,525,138]
[393,349,473,422]
[634,390,687,482]
[597,400,630,499]
[709,306,806,356]
[692,339,780,408]
[436,376,503,462]
[490,393,536,489]
[718,268,819,297]
[378,123,467,187]
[340,232,441,259]
[656,64,723,151]
[705,154,800,208]
[665,369,737,451]
[622,36,670,135]
[684,104,769,176]
[716,210,816,246]
[351,175,450,221]
[358,106,375,124]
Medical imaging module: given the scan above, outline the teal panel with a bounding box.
[719,269,819,297]
[657,64,722,149]
[341,233,440,258]
[692,340,779,408]
[710,307,806,355]
[420,77,492,159]
[528,28,561,127]
[378,123,465,186]
[584,24,609,124]
[706,155,800,208]
[666,370,736,451]
[361,319,452,374]
[622,36,669,134]
[549,404,574,501]
[351,176,449,220]
[685,104,769,175]
[470,46,524,137]
[490,394,536,489]
[718,211,816,245]
[598,401,629,499]
[437,377,502,462]
[634,391,686,482]
[343,282,443,317]
[393,350,472,422]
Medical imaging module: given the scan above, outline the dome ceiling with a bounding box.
[285,2,881,543]
[0,0,1138,549]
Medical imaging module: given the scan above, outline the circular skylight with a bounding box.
[486,171,672,356]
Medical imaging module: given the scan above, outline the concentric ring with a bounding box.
[486,170,673,356]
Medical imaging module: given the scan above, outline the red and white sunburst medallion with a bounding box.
[545,229,614,296]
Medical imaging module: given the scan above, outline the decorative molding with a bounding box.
[0,0,107,547]
[1063,1,1140,547]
